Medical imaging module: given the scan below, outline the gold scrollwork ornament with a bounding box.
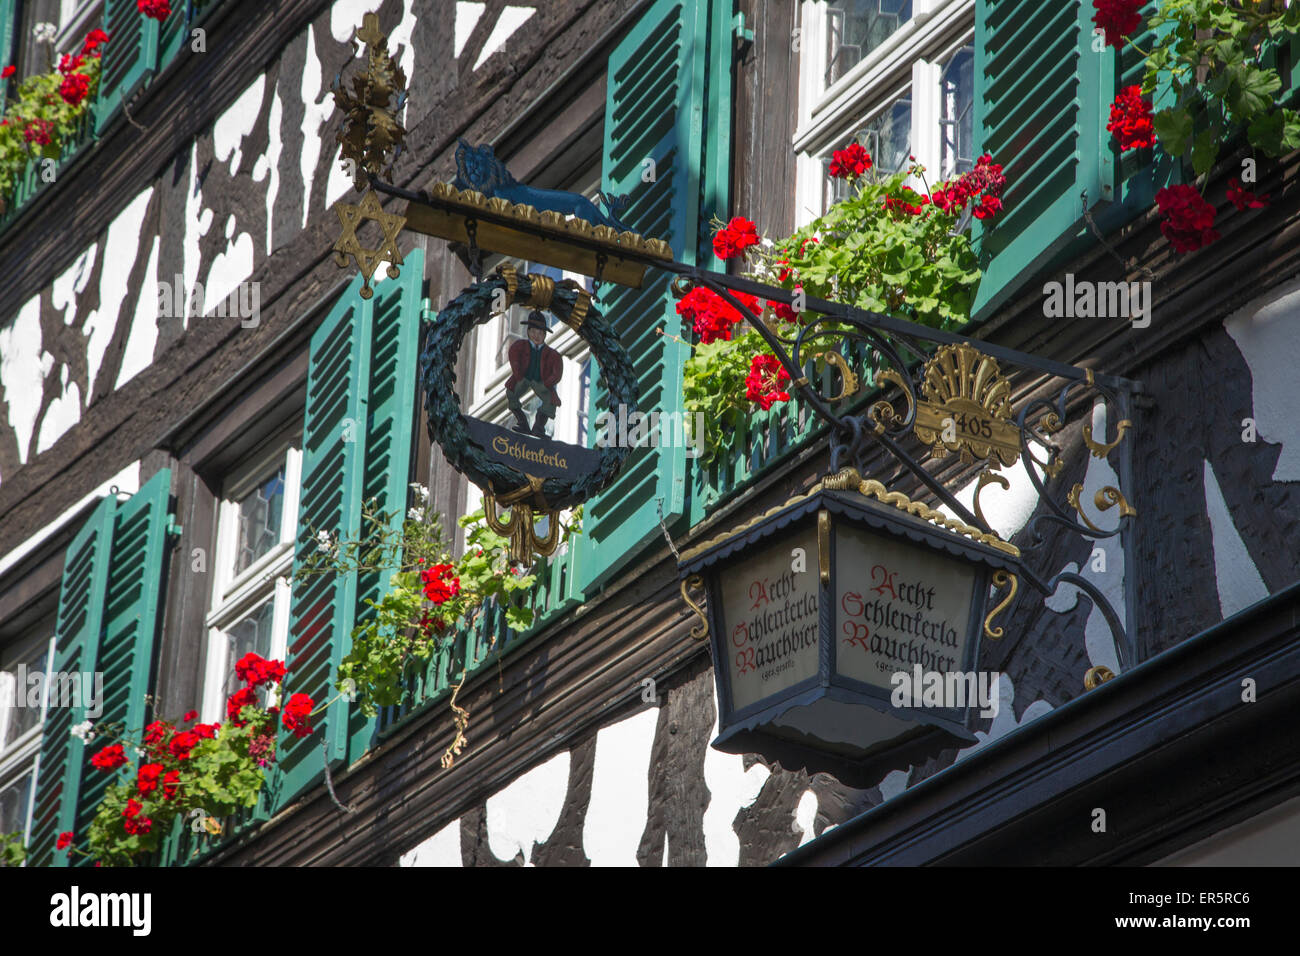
[983,570,1018,639]
[681,575,709,640]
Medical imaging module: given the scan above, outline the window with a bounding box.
[5,0,100,81]
[200,433,302,720]
[794,0,975,224]
[0,624,54,847]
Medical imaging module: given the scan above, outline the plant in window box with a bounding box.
[681,145,998,460]
[0,27,107,216]
[295,489,577,737]
[1096,0,1299,252]
[51,654,324,866]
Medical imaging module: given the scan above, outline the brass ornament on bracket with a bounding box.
[1067,483,1137,535]
[1084,665,1116,690]
[680,574,709,640]
[331,189,407,299]
[332,12,408,190]
[913,343,1021,467]
[483,477,562,565]
[983,570,1018,640]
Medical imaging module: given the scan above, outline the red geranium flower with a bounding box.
[420,564,461,605]
[1227,181,1270,211]
[1092,0,1142,48]
[675,286,761,344]
[56,832,74,850]
[712,216,760,260]
[23,119,54,147]
[168,730,201,761]
[163,770,181,801]
[137,0,172,20]
[192,722,219,740]
[123,816,152,836]
[235,652,287,687]
[281,693,316,739]
[2,65,16,79]
[82,29,110,56]
[883,187,930,217]
[136,763,164,795]
[182,710,197,722]
[745,354,792,411]
[973,195,1004,220]
[59,72,91,107]
[226,686,258,724]
[1155,184,1220,253]
[90,744,127,771]
[123,798,143,819]
[829,142,872,179]
[1107,85,1155,151]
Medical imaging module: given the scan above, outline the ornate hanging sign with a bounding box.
[418,267,638,563]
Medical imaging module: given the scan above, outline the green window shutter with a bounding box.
[275,249,424,811]
[0,0,16,111]
[29,469,173,866]
[157,1,191,73]
[96,0,160,134]
[575,0,732,594]
[971,0,1109,319]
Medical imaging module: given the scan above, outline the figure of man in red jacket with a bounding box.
[506,311,563,437]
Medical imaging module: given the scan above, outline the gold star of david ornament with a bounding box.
[332,188,406,298]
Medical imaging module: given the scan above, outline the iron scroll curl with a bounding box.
[418,272,638,510]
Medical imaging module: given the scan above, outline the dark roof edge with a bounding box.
[775,582,1300,866]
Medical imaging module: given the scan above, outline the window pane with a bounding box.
[0,769,33,836]
[940,45,975,180]
[821,99,912,212]
[235,465,286,574]
[826,0,913,88]
[222,600,277,702]
[2,647,48,749]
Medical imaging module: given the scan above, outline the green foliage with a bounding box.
[768,171,982,328]
[0,46,101,211]
[0,831,25,867]
[683,168,983,459]
[1144,0,1300,171]
[303,494,572,718]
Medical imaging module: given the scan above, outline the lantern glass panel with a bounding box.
[833,525,979,690]
[719,527,820,712]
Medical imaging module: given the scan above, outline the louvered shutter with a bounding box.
[971,0,1109,319]
[0,0,16,111]
[575,0,732,594]
[274,250,424,811]
[95,0,160,133]
[156,0,191,73]
[29,470,173,867]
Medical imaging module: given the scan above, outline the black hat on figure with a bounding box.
[525,310,549,332]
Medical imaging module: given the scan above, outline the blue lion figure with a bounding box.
[452,139,633,233]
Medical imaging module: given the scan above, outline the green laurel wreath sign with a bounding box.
[418,273,638,510]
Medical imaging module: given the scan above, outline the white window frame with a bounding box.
[199,433,303,722]
[0,629,55,849]
[794,0,975,228]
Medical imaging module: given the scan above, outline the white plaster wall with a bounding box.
[213,75,266,178]
[0,296,45,466]
[85,186,154,402]
[702,714,771,866]
[399,818,463,867]
[1202,459,1269,618]
[115,235,162,391]
[455,2,486,58]
[484,749,569,865]
[475,6,536,70]
[1224,276,1300,482]
[955,673,1053,762]
[582,706,658,866]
